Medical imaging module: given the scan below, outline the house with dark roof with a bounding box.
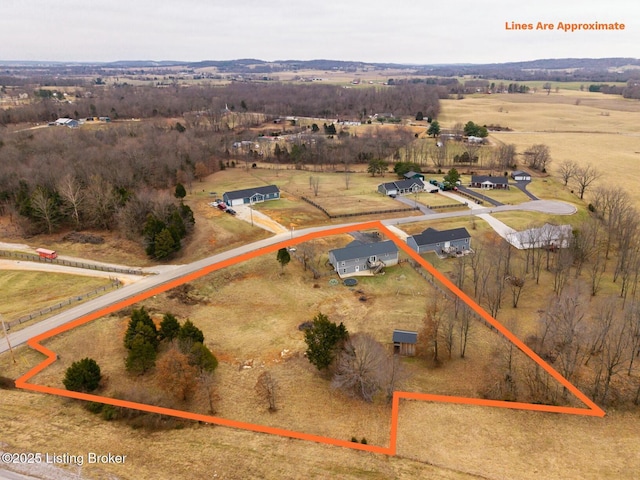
[470,175,509,190]
[377,178,425,196]
[393,330,417,356]
[403,170,425,181]
[407,227,471,256]
[511,170,531,181]
[222,185,280,207]
[328,240,399,278]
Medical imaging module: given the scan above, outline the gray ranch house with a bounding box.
[222,185,280,207]
[407,227,471,256]
[329,240,399,278]
[377,178,425,196]
[470,175,509,190]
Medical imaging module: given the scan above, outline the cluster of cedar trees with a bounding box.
[64,307,218,409]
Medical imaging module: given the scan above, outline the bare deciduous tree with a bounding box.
[573,164,601,200]
[30,186,58,234]
[255,371,278,412]
[523,144,551,171]
[331,333,397,403]
[557,160,578,187]
[57,174,84,228]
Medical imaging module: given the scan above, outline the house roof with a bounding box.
[393,330,418,344]
[471,175,508,184]
[511,170,530,177]
[403,170,423,179]
[409,227,471,247]
[223,185,280,201]
[330,240,398,263]
[507,223,573,249]
[379,178,425,191]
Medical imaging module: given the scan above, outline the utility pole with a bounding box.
[1,315,16,364]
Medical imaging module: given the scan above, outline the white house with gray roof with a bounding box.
[328,240,399,278]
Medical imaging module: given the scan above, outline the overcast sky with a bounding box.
[1,0,636,64]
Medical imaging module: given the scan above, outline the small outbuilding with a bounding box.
[511,170,531,181]
[393,330,417,356]
[403,170,425,181]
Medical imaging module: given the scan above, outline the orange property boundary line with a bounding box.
[15,220,605,456]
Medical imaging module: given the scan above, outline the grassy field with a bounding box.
[0,271,114,329]
[3,87,640,479]
[438,90,640,205]
[2,230,637,479]
[193,167,424,228]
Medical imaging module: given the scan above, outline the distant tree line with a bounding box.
[0,82,442,125]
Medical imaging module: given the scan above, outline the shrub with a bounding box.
[63,358,101,393]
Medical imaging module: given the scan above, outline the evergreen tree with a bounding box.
[124,307,158,349]
[125,336,157,374]
[174,183,186,199]
[189,342,218,373]
[427,120,441,137]
[178,319,205,348]
[304,313,349,371]
[63,358,101,392]
[159,313,181,342]
[154,227,178,259]
[277,247,291,272]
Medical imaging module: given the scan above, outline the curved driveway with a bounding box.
[0,199,576,354]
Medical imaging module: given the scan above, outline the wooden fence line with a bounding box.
[6,278,122,329]
[0,250,145,275]
[300,196,418,219]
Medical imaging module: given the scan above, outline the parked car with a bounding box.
[225,208,236,216]
[217,202,227,210]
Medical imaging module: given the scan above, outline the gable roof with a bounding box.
[223,185,280,201]
[511,170,530,177]
[410,227,471,247]
[393,330,418,344]
[471,175,508,184]
[507,223,573,249]
[403,170,423,179]
[330,240,398,262]
[379,178,425,191]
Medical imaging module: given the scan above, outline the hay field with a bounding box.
[438,90,640,205]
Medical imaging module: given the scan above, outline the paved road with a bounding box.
[0,199,576,354]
